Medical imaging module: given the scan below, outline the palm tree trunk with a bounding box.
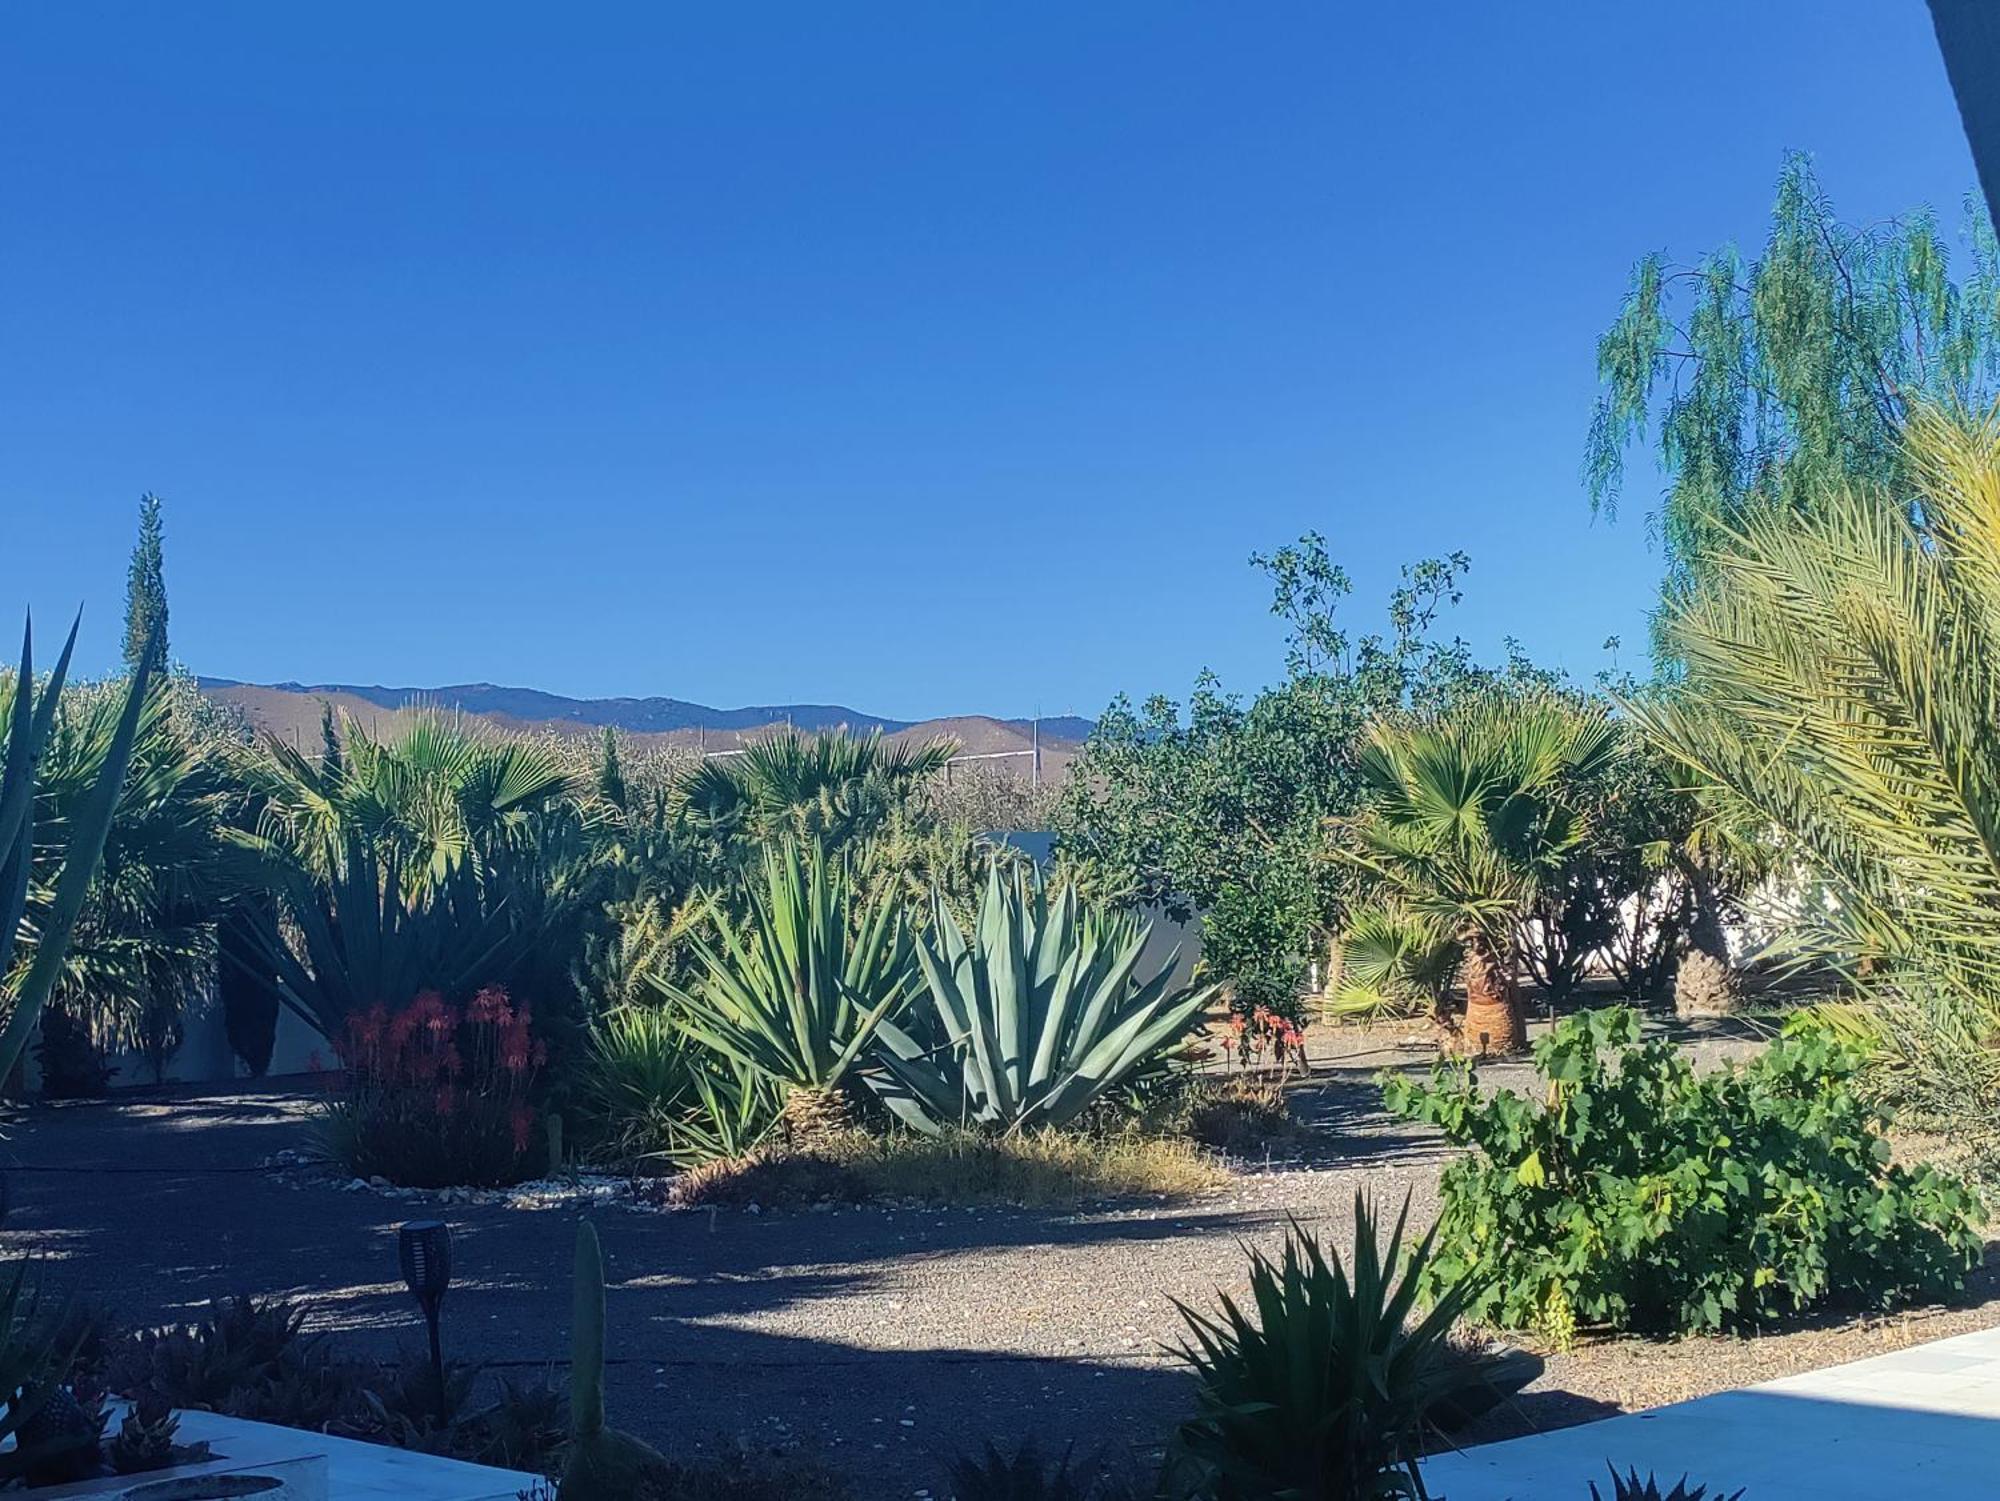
[1675,865,1740,1017]
[1458,928,1526,1056]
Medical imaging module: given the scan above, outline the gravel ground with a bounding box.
[6,1008,1991,1495]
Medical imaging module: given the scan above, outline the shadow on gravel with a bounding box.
[546,1318,1199,1495]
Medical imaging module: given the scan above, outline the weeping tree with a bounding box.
[1627,405,2000,1166]
[1588,155,2000,603]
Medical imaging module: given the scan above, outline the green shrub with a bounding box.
[1381,1007,1985,1340]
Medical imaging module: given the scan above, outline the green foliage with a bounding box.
[1344,688,1617,1049]
[1627,404,2000,1165]
[574,1003,780,1167]
[676,729,953,849]
[1328,905,1458,1019]
[1381,1008,1985,1340]
[1591,1470,1744,1501]
[871,867,1217,1134]
[652,839,919,1098]
[243,833,536,1042]
[21,673,249,1082]
[560,1221,671,1501]
[1056,541,1484,1017]
[0,614,161,1086]
[245,713,579,894]
[1587,154,2000,596]
[122,493,169,674]
[1168,1194,1496,1501]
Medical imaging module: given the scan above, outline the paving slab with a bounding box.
[1426,1325,2000,1499]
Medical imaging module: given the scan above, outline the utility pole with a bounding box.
[1031,716,1040,790]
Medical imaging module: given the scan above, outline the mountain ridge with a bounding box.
[197,677,1095,762]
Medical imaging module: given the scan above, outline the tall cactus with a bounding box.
[558,1221,668,1501]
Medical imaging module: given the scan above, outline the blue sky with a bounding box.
[2,3,1981,721]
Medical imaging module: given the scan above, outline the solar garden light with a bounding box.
[397,1220,453,1418]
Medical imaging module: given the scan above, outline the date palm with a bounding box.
[1627,403,2000,1147]
[1347,693,1617,1053]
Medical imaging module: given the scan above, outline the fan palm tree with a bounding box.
[243,711,578,891]
[1345,693,1618,1053]
[23,676,249,1083]
[676,729,953,847]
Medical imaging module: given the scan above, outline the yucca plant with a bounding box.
[0,614,160,1086]
[870,867,1218,1135]
[652,838,918,1143]
[1168,1194,1493,1501]
[236,832,530,1042]
[1590,1467,1744,1501]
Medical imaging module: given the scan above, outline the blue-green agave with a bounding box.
[871,867,1217,1134]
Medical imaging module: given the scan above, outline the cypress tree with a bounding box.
[123,493,170,672]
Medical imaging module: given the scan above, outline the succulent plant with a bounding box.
[948,1440,1127,1501]
[12,1381,108,1486]
[557,1221,670,1501]
[872,867,1218,1134]
[1591,1466,1745,1501]
[108,1394,208,1475]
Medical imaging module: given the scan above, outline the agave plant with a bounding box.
[0,615,159,1085]
[651,838,918,1143]
[1590,1467,1744,1501]
[869,867,1217,1135]
[1168,1194,1495,1501]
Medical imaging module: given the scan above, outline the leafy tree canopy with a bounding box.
[1586,154,2000,596]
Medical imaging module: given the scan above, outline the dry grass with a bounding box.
[666,1126,1227,1210]
[1164,1076,1315,1157]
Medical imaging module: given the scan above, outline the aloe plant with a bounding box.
[871,867,1218,1135]
[652,838,918,1142]
[0,614,159,1085]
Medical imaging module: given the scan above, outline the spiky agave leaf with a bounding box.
[1168,1193,1493,1501]
[652,838,918,1095]
[871,863,1218,1134]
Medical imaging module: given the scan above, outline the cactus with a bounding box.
[557,1221,668,1501]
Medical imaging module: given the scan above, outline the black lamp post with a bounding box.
[397,1220,452,1418]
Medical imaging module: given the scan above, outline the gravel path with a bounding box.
[7,1010,1991,1494]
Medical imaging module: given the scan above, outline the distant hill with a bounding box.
[198,678,1093,773]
